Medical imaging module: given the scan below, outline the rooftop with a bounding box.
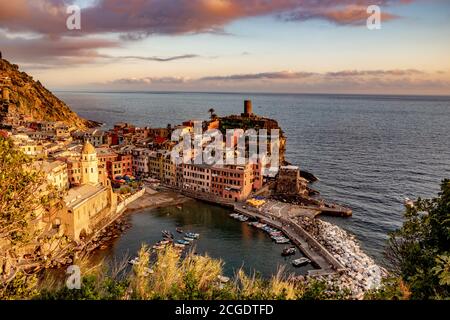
[64,183,106,210]
[81,140,96,154]
[32,160,66,173]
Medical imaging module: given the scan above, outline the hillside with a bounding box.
[0,58,98,129]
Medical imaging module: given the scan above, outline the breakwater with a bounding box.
[295,216,388,299]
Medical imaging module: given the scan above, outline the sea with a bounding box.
[57,91,450,275]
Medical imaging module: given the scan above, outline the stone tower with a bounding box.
[81,140,99,185]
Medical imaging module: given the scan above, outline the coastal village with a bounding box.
[0,67,386,298]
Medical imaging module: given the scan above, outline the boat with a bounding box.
[185,232,200,239]
[176,227,183,233]
[292,257,311,267]
[229,213,239,218]
[275,237,290,244]
[174,243,186,249]
[238,216,249,222]
[128,257,140,265]
[177,239,190,245]
[270,231,282,237]
[152,244,165,250]
[184,237,195,242]
[162,230,174,239]
[282,246,296,256]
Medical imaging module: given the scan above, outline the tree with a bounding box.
[0,138,63,296]
[383,179,450,299]
[208,108,215,120]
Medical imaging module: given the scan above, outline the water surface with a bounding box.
[59,91,450,263]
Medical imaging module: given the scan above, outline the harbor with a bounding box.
[88,198,317,278]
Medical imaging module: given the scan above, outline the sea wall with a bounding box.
[281,218,345,272]
[116,188,146,214]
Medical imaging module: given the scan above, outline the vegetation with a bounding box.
[37,246,350,300]
[0,137,64,299]
[208,108,217,120]
[368,179,450,300]
[0,58,95,128]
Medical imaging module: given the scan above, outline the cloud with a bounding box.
[0,31,119,66]
[109,76,188,85]
[95,68,450,95]
[0,31,202,67]
[325,69,424,77]
[112,54,200,62]
[283,4,400,25]
[200,71,316,81]
[0,0,415,64]
[1,0,412,37]
[106,69,438,84]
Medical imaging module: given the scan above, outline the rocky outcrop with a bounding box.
[0,58,98,129]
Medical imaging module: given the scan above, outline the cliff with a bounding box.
[0,58,98,129]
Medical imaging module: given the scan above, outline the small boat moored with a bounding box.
[128,257,140,265]
[162,230,174,239]
[292,257,311,267]
[282,246,296,256]
[274,237,290,244]
[185,232,200,239]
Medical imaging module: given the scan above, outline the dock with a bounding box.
[234,204,346,276]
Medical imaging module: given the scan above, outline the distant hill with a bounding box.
[0,58,98,129]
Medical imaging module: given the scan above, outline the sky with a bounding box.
[1,0,450,95]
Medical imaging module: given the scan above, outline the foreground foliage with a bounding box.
[0,137,64,298]
[38,246,350,300]
[368,179,450,299]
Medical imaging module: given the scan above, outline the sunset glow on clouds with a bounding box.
[0,0,449,94]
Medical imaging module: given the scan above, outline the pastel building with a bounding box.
[32,160,70,191]
[182,164,212,193]
[178,161,262,201]
[55,140,117,242]
[131,148,150,177]
[211,162,262,202]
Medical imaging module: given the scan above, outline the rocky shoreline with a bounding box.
[85,217,132,253]
[295,216,388,299]
[42,189,188,271]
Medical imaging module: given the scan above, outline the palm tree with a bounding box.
[208,108,215,119]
